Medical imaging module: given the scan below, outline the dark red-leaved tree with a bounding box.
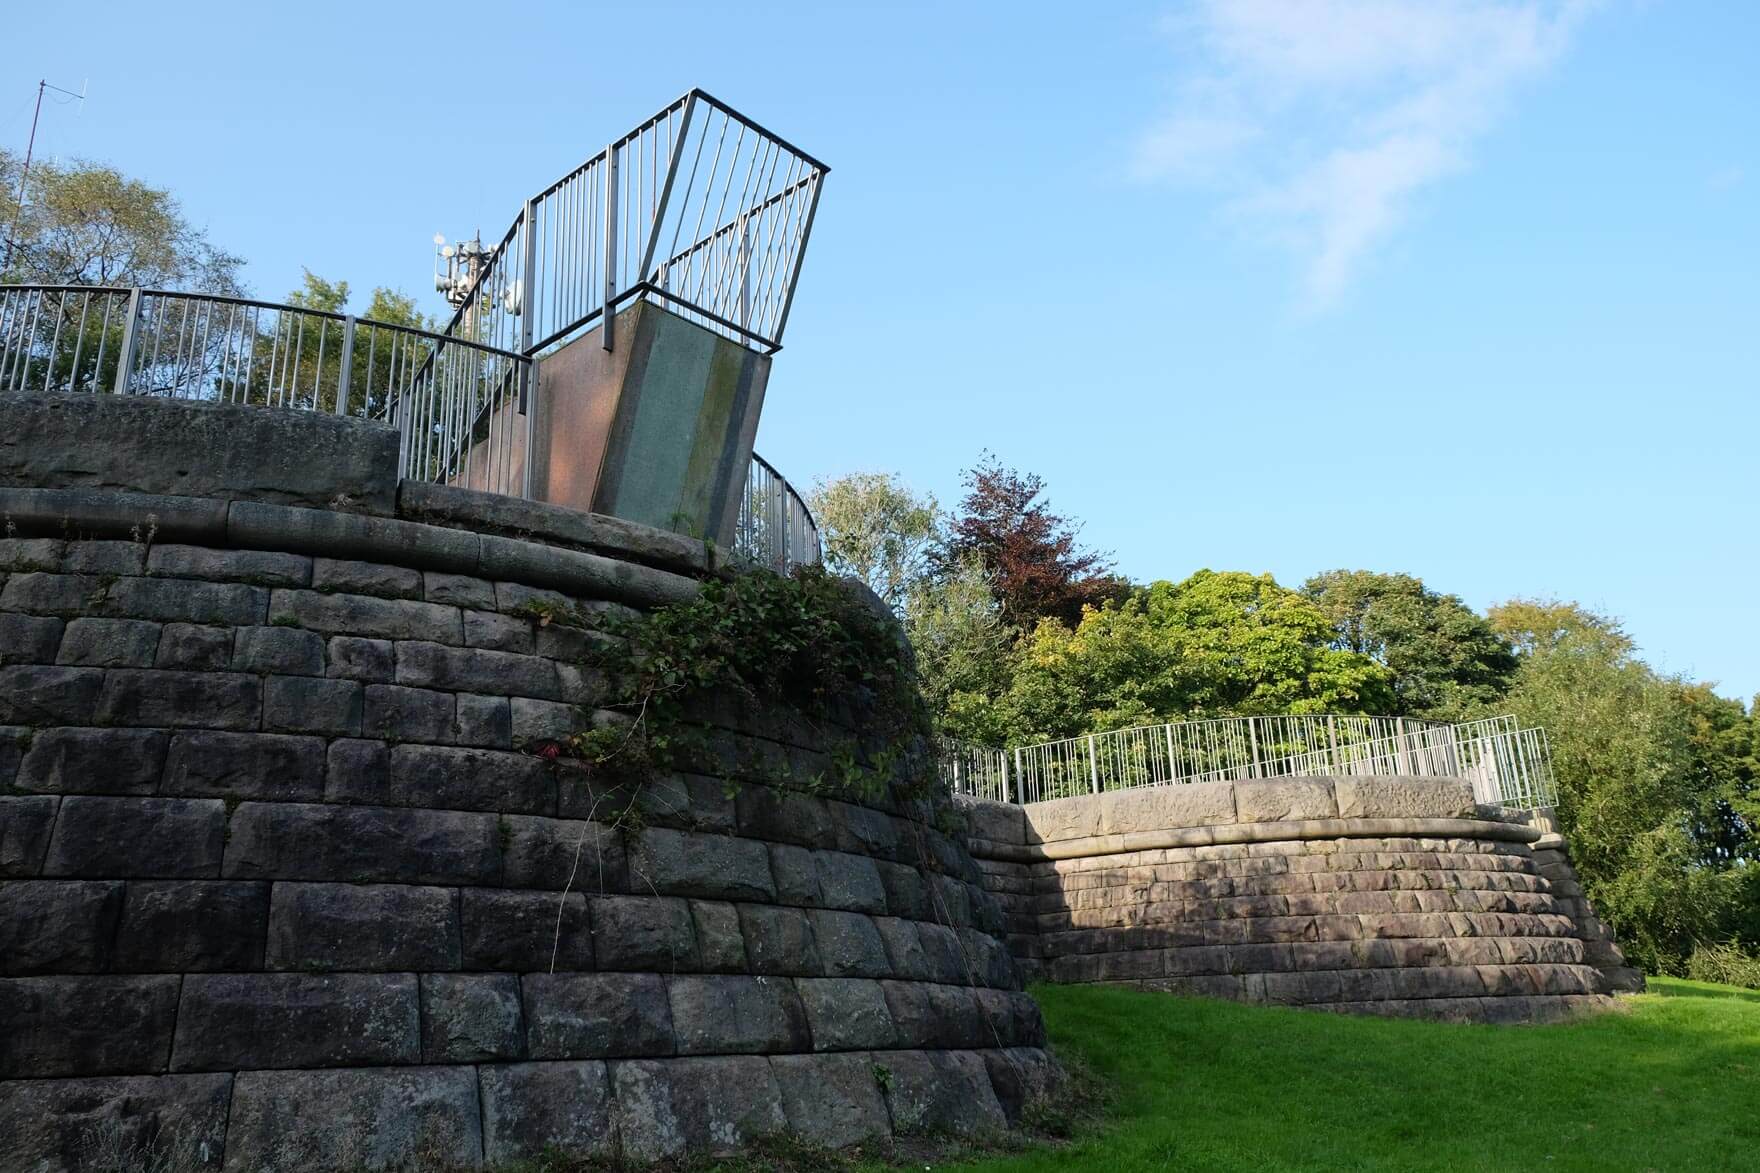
[942,455,1125,628]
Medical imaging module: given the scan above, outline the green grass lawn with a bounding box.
[953,978,1760,1173]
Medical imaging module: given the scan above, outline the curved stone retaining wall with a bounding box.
[964,778,1618,1023]
[0,397,1052,1172]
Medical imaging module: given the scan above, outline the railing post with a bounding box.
[1001,750,1012,805]
[112,288,143,395]
[335,316,356,416]
[1014,748,1024,802]
[519,200,540,502]
[1247,718,1261,776]
[1165,723,1179,785]
[1088,735,1099,795]
[602,145,618,352]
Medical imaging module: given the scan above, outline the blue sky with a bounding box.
[6,1,1756,701]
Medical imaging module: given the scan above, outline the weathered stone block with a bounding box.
[0,879,125,974]
[510,696,579,743]
[0,665,103,724]
[326,635,394,681]
[915,922,969,985]
[523,973,675,1059]
[983,1046,1062,1125]
[223,1066,481,1173]
[147,544,312,587]
[161,730,325,801]
[465,608,535,653]
[461,888,593,971]
[171,973,420,1071]
[155,623,232,670]
[769,843,820,905]
[0,975,181,1076]
[627,826,776,902]
[1096,780,1238,837]
[422,973,524,1062]
[873,916,931,980]
[0,1072,232,1173]
[1334,777,1477,820]
[312,557,422,599]
[957,797,1027,847]
[689,901,748,972]
[351,744,558,815]
[233,625,324,676]
[479,1061,615,1163]
[268,588,462,643]
[455,692,512,748]
[737,905,820,975]
[44,797,224,879]
[807,910,892,978]
[222,802,500,885]
[668,975,810,1055]
[0,794,59,876]
[262,674,362,736]
[396,641,563,703]
[813,849,888,913]
[734,786,836,848]
[1234,778,1338,823]
[95,670,261,731]
[424,571,497,610]
[771,1052,891,1148]
[875,860,930,920]
[363,682,456,744]
[106,577,267,626]
[16,727,167,795]
[266,882,460,971]
[876,1049,1006,1137]
[611,1055,786,1161]
[56,617,161,668]
[592,895,699,971]
[795,977,896,1051]
[113,881,270,972]
[0,612,62,665]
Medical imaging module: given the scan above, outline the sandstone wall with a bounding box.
[963,777,1620,1023]
[0,410,1053,1172]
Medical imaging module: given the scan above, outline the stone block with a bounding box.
[16,728,166,795]
[265,882,460,972]
[795,977,896,1051]
[1334,777,1477,820]
[0,975,181,1077]
[455,692,512,748]
[223,1066,481,1173]
[689,901,748,972]
[113,881,270,972]
[873,916,932,980]
[44,797,224,879]
[771,1051,891,1148]
[591,895,699,971]
[56,617,161,668]
[232,625,324,676]
[627,826,776,902]
[464,608,534,653]
[0,879,125,974]
[461,888,593,971]
[0,665,103,724]
[363,683,455,743]
[0,612,62,665]
[95,670,261,731]
[155,623,232,670]
[326,635,394,681]
[510,696,580,743]
[107,577,268,626]
[424,571,497,610]
[523,973,675,1059]
[147,544,312,587]
[611,1056,786,1161]
[0,794,59,876]
[323,738,388,804]
[354,744,558,815]
[1234,778,1338,823]
[734,786,836,848]
[268,588,462,643]
[813,849,888,913]
[161,730,325,801]
[262,674,361,736]
[170,973,420,1071]
[1020,792,1103,844]
[422,973,524,1062]
[312,557,423,599]
[769,843,820,905]
[502,814,626,891]
[1096,780,1238,836]
[955,797,1026,847]
[875,860,930,920]
[396,640,563,702]
[0,1072,232,1173]
[830,799,902,858]
[983,1046,1062,1125]
[479,1061,615,1163]
[222,802,499,885]
[807,910,892,978]
[876,1049,1006,1137]
[737,904,820,975]
[668,975,810,1055]
[916,922,969,984]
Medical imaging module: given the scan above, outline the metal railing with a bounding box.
[1,282,821,569]
[944,713,1559,811]
[429,89,826,364]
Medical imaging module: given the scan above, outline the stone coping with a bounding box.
[0,486,699,610]
[966,816,1542,864]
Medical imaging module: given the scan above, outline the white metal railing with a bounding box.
[944,713,1559,811]
[732,451,820,571]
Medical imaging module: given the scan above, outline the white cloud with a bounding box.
[1136,1,1597,304]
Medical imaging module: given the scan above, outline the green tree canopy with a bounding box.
[903,554,1018,745]
[809,472,940,612]
[1303,569,1517,719]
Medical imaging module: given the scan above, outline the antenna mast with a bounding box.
[3,78,88,272]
